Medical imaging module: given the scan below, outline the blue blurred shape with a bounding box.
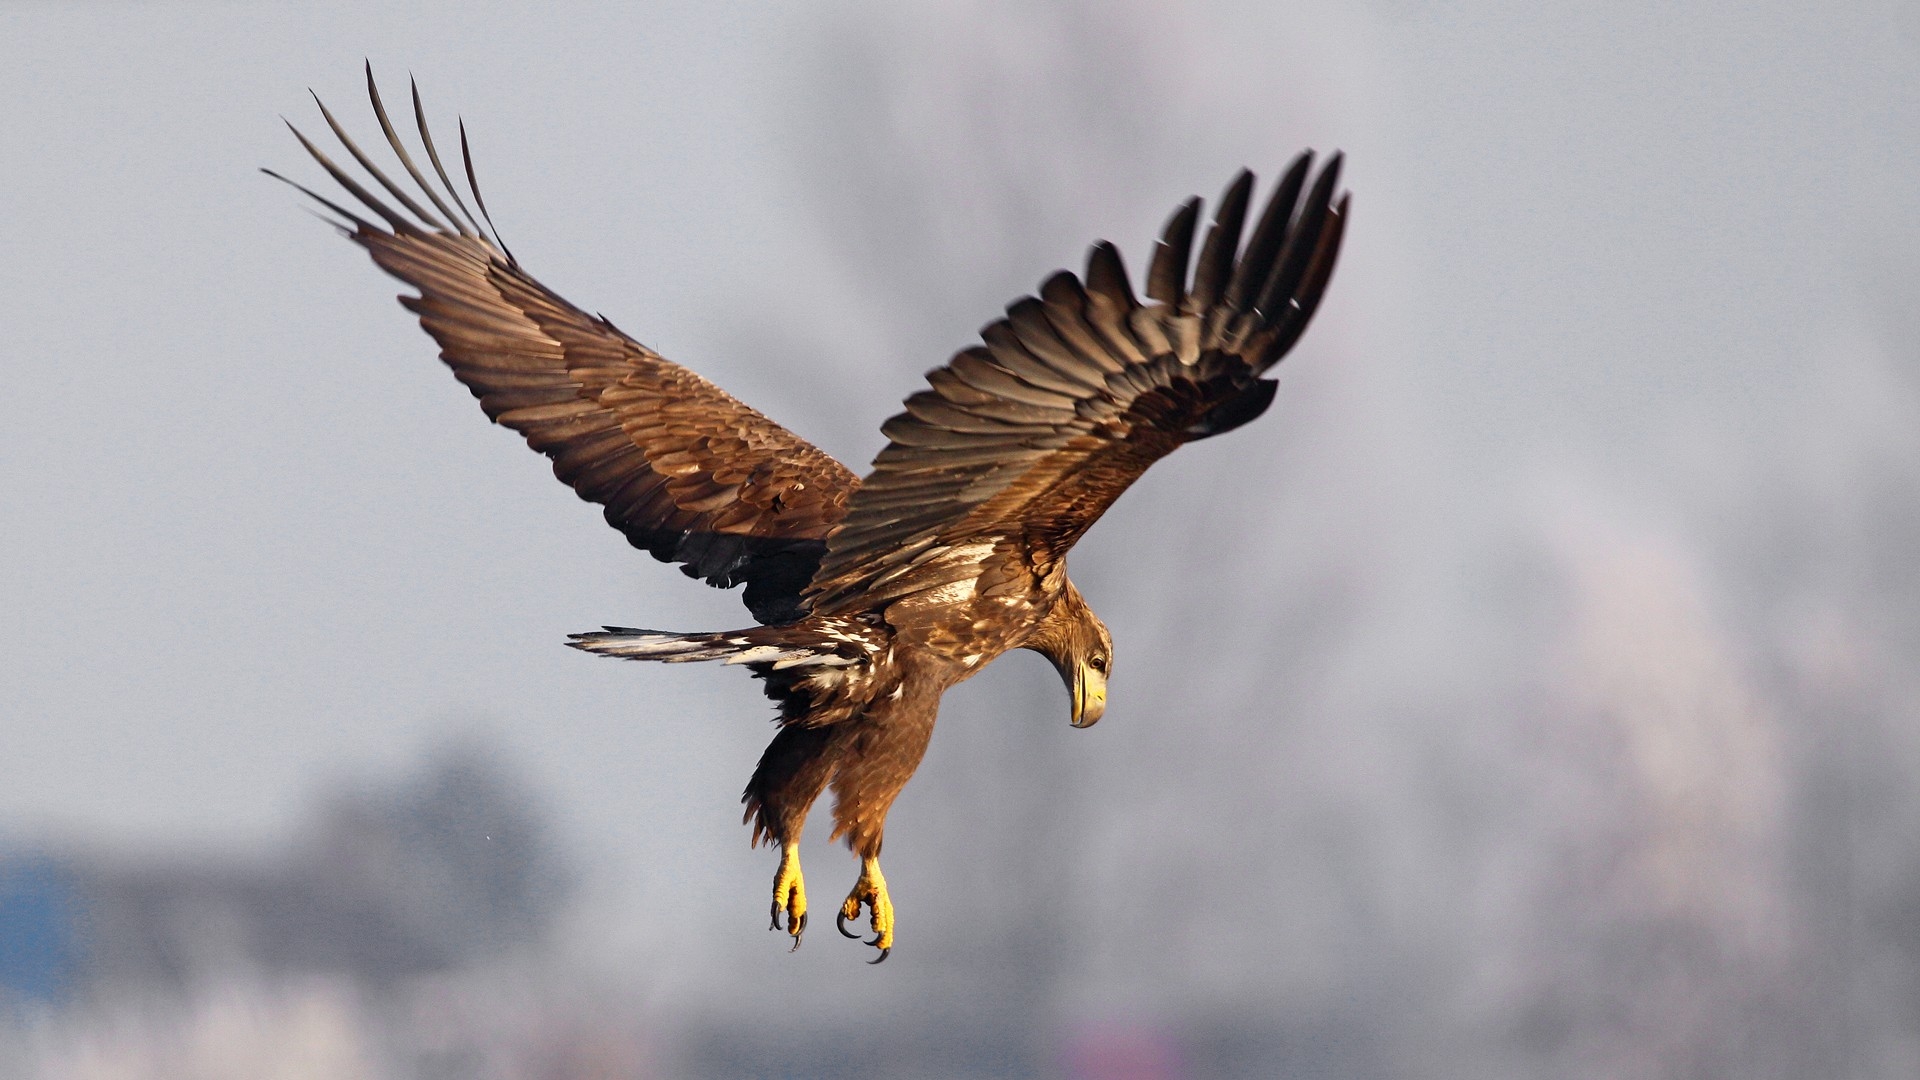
[0,852,83,1006]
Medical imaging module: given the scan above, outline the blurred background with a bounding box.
[3,1,1917,1076]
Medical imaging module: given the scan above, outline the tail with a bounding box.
[566,625,868,670]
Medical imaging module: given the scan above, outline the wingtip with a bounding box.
[1217,170,1255,218]
[1313,152,1345,198]
[1084,240,1134,304]
[1144,196,1202,305]
[456,115,517,263]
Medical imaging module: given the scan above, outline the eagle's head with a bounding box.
[1026,580,1113,728]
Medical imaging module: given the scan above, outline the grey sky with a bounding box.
[4,0,1919,1061]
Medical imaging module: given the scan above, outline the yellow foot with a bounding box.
[769,842,807,951]
[835,855,895,963]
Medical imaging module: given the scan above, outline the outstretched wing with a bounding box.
[271,67,857,624]
[807,158,1347,614]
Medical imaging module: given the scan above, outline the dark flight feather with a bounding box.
[1145,197,1201,306]
[365,65,473,240]
[411,78,489,241]
[1225,151,1311,312]
[1189,169,1253,311]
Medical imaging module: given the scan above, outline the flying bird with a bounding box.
[271,67,1348,963]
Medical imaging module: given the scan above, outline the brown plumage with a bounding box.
[273,67,1348,963]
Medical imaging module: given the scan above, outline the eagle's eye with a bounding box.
[1088,655,1108,674]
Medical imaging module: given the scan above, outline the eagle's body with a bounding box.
[274,68,1348,962]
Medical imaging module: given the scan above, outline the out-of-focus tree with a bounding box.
[73,736,572,995]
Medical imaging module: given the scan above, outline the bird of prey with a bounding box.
[271,67,1347,963]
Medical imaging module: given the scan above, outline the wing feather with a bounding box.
[1145,197,1201,306]
[1189,169,1253,311]
[1256,154,1345,320]
[274,71,857,624]
[947,348,1081,407]
[1225,153,1312,312]
[980,323,1096,395]
[808,158,1348,613]
[1038,272,1128,375]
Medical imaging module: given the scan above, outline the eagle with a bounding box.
[271,67,1347,963]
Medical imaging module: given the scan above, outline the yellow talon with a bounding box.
[770,842,807,949]
[839,856,894,962]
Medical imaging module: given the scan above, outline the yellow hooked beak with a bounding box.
[1071,662,1107,728]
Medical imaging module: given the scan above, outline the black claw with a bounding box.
[868,947,891,965]
[837,910,861,939]
[865,932,883,947]
[773,903,809,941]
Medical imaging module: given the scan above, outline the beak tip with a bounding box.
[1068,670,1107,728]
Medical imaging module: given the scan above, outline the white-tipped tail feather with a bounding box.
[567,625,867,668]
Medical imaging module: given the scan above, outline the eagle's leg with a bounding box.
[770,841,807,949]
[744,723,840,950]
[827,706,934,964]
[837,855,895,963]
